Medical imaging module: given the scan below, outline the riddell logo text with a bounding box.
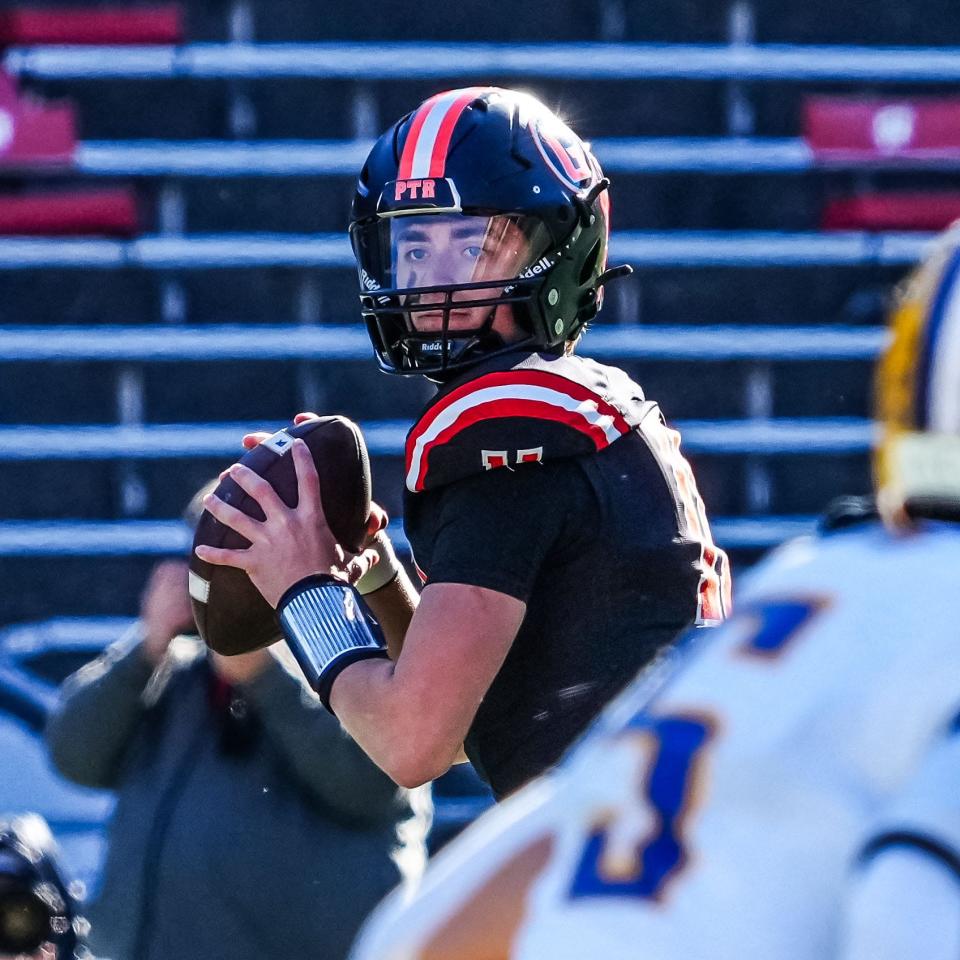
[517,257,555,278]
[359,269,381,291]
[395,179,437,201]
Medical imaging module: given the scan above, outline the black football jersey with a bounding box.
[403,349,730,798]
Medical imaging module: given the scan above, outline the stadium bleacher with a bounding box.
[0,1,953,625]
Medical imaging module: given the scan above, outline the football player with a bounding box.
[196,88,730,799]
[345,225,960,959]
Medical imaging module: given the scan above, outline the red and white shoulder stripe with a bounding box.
[405,369,634,492]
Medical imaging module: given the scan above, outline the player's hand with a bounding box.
[140,559,195,665]
[363,501,389,545]
[195,439,380,607]
[241,411,321,451]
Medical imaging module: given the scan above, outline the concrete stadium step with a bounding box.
[0,553,162,624]
[0,265,901,328]
[752,0,960,46]
[159,173,825,233]
[236,0,727,43]
[0,262,903,327]
[24,75,729,140]
[0,354,874,426]
[28,161,960,234]
[40,70,960,143]
[0,512,807,626]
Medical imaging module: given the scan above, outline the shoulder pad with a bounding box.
[405,354,653,493]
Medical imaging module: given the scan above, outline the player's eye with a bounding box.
[404,247,429,262]
[462,244,483,259]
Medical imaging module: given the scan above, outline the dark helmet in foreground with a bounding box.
[349,87,632,377]
[0,815,88,959]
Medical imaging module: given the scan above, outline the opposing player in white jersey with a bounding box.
[349,225,960,960]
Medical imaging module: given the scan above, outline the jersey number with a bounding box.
[568,598,825,902]
[568,713,715,903]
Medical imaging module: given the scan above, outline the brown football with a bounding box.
[189,416,371,656]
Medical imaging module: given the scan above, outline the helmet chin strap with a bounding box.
[437,302,501,374]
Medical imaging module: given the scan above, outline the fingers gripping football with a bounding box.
[196,440,345,607]
[241,412,321,451]
[190,415,373,655]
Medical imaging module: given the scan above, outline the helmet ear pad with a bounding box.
[528,223,610,349]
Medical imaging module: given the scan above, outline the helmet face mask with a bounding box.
[350,87,624,377]
[352,211,555,373]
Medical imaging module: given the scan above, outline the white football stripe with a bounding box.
[188,570,210,603]
[406,383,625,490]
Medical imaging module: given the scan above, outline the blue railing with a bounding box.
[69,137,960,177]
[0,324,888,361]
[0,418,876,460]
[0,515,820,556]
[11,42,960,82]
[0,232,931,269]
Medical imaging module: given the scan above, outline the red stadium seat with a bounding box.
[0,187,139,235]
[0,5,183,46]
[822,192,960,232]
[0,70,75,168]
[804,96,960,161]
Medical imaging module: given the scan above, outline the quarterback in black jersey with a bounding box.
[197,88,731,798]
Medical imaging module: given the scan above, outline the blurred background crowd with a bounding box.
[2,0,960,956]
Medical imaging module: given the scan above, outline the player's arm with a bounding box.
[355,536,420,661]
[329,581,524,786]
[196,441,522,784]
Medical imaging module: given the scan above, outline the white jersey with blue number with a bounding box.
[350,521,960,960]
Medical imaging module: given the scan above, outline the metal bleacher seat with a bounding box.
[0,5,183,46]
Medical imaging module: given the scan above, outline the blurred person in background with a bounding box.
[45,485,427,960]
[0,814,87,960]
[197,87,731,802]
[346,226,960,960]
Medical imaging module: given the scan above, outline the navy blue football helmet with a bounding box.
[350,87,631,377]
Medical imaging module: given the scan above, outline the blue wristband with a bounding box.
[277,574,388,712]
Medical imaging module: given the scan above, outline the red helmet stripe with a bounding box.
[427,89,483,177]
[398,87,488,181]
[397,96,436,180]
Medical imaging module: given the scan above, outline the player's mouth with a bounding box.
[410,308,478,332]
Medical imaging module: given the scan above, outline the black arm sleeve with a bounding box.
[421,460,591,601]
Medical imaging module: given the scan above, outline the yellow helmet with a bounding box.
[875,221,960,524]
